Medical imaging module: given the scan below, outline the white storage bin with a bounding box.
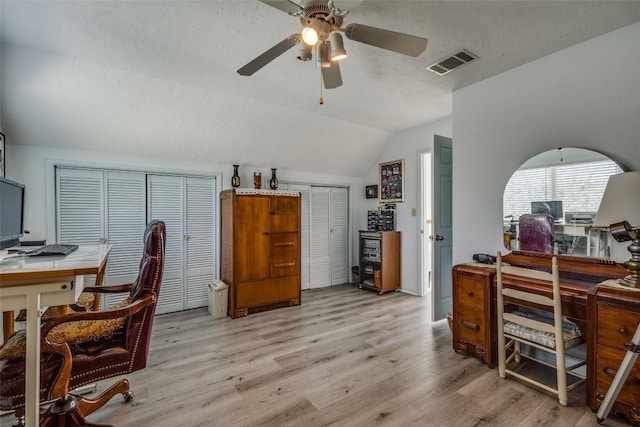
[208,280,228,319]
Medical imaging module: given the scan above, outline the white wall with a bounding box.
[452,21,640,266]
[360,117,453,295]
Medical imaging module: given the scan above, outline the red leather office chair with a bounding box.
[0,220,165,427]
[519,214,555,253]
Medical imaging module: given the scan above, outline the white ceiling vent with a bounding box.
[427,50,477,76]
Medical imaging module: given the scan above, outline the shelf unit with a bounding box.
[358,230,401,294]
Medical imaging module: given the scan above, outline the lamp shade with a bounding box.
[593,171,640,228]
[317,42,331,68]
[329,33,347,61]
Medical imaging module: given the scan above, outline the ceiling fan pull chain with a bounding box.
[319,66,324,105]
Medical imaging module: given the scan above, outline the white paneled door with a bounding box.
[289,184,311,290]
[330,187,348,285]
[56,167,216,314]
[148,175,216,314]
[56,168,146,308]
[309,186,349,289]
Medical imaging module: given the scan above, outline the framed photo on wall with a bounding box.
[379,159,404,203]
[365,185,378,199]
[0,132,5,178]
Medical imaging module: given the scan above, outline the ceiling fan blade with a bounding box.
[237,34,300,76]
[344,23,428,57]
[322,62,343,89]
[258,0,301,14]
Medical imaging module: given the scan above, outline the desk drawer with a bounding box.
[595,344,640,407]
[456,275,486,308]
[597,304,640,350]
[456,307,485,345]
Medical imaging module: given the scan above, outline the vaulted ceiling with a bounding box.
[2,1,640,177]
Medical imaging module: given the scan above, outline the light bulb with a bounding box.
[301,27,319,46]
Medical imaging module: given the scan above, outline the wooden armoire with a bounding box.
[220,189,301,318]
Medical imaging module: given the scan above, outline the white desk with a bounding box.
[0,245,110,426]
[509,221,600,256]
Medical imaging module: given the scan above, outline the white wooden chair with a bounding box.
[496,251,586,405]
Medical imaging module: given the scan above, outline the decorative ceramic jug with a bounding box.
[269,168,279,190]
[253,172,262,189]
[231,165,240,188]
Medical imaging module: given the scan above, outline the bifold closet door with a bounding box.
[309,186,349,289]
[56,168,146,308]
[147,175,216,314]
[329,187,349,285]
[289,184,311,290]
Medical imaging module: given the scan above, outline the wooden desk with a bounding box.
[452,251,627,368]
[0,245,110,427]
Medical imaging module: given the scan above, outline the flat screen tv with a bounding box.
[0,177,25,250]
[531,200,563,222]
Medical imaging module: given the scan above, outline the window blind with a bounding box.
[503,160,622,220]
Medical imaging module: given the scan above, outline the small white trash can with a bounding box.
[208,280,228,319]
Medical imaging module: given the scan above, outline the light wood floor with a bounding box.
[2,284,630,426]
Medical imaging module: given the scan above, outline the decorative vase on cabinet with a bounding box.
[231,165,241,188]
[270,168,279,190]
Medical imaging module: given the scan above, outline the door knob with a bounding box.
[435,235,444,241]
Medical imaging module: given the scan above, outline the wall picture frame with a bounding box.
[379,159,405,203]
[365,184,378,199]
[0,132,5,178]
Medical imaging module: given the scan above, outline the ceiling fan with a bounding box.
[237,0,428,89]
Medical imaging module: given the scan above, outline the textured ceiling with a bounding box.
[2,1,640,177]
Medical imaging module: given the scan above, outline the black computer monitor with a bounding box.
[531,200,563,221]
[0,177,25,250]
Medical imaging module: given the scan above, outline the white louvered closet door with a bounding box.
[103,171,147,307]
[148,175,186,314]
[330,187,349,285]
[310,187,331,288]
[56,168,146,307]
[185,177,216,309]
[289,184,311,290]
[57,168,105,245]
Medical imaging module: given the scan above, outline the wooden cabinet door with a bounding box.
[270,196,299,233]
[236,196,270,282]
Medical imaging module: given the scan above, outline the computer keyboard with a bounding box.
[30,244,79,257]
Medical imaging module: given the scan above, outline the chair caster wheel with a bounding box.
[123,391,134,402]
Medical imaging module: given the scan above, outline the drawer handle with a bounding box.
[274,242,295,247]
[273,262,296,268]
[603,368,640,385]
[467,291,474,297]
[462,320,480,331]
[619,327,627,335]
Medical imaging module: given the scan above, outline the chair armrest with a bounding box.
[37,294,153,400]
[82,283,133,294]
[41,294,155,338]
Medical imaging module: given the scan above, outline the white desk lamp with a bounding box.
[594,171,640,288]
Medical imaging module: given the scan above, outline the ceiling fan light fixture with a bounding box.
[329,33,347,61]
[301,26,319,46]
[296,43,312,61]
[317,42,331,68]
[301,18,329,46]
